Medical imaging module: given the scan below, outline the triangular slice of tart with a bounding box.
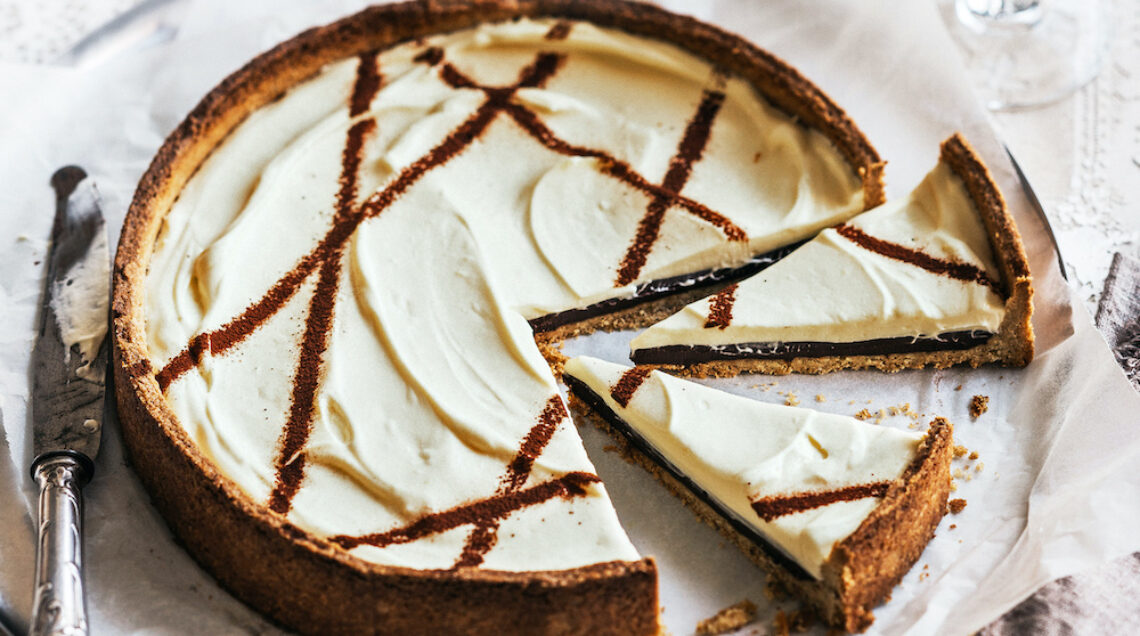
[629,134,1033,375]
[562,356,952,632]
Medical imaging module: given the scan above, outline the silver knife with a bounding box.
[1006,148,1068,281]
[29,166,110,636]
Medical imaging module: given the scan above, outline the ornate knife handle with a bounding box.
[30,452,93,636]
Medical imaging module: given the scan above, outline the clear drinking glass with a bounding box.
[945,0,1110,111]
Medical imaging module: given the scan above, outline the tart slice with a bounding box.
[562,356,953,632]
[630,134,1034,375]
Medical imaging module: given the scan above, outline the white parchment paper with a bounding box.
[1,1,1138,634]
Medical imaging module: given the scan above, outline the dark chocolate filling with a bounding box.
[529,242,804,333]
[630,330,994,365]
[562,374,815,582]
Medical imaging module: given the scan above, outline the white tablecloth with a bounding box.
[1,1,1137,634]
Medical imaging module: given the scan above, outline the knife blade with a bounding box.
[1006,147,1068,281]
[29,166,110,636]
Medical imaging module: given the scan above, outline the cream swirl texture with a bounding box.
[631,160,1007,350]
[145,18,865,571]
[563,356,921,578]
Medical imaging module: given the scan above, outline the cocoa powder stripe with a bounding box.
[453,524,499,568]
[665,90,725,191]
[750,481,890,522]
[835,224,1001,293]
[330,472,600,550]
[349,52,382,117]
[440,63,478,89]
[704,283,737,329]
[413,46,444,66]
[614,199,670,289]
[155,255,321,392]
[544,20,573,41]
[615,89,726,286]
[501,103,745,240]
[611,366,652,408]
[157,57,384,392]
[157,54,561,391]
[439,51,562,92]
[263,52,394,514]
[153,53,742,395]
[267,248,345,514]
[504,396,568,491]
[266,53,573,515]
[516,52,563,88]
[335,119,377,218]
[358,100,500,220]
[454,395,568,567]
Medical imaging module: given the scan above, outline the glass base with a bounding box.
[945,0,1109,111]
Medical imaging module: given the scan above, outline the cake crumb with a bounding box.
[535,338,567,374]
[975,462,985,472]
[815,394,826,403]
[953,445,969,458]
[696,600,757,635]
[949,524,957,530]
[952,469,964,479]
[854,409,872,420]
[969,395,989,419]
[948,498,968,514]
[788,609,813,632]
[772,610,790,636]
[968,451,979,460]
[954,384,963,391]
[764,579,787,601]
[950,481,958,492]
[784,392,800,406]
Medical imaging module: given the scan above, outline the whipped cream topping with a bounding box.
[144,18,864,571]
[631,160,1006,350]
[563,356,921,578]
[52,181,110,382]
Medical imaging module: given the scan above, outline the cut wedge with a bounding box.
[563,356,952,632]
[630,134,1033,376]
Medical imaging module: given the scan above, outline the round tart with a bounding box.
[111,1,883,633]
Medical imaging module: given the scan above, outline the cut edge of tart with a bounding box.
[629,133,1034,377]
[562,356,953,633]
[111,0,884,634]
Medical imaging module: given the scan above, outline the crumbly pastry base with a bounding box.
[569,393,953,633]
[643,133,1035,378]
[112,1,884,634]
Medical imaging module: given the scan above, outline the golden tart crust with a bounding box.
[112,1,884,633]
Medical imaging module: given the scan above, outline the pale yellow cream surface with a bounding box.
[145,18,865,571]
[564,356,921,578]
[632,161,1006,351]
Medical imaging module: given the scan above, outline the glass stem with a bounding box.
[957,0,1044,25]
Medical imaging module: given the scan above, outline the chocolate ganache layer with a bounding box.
[529,241,803,333]
[630,330,994,365]
[562,374,813,581]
